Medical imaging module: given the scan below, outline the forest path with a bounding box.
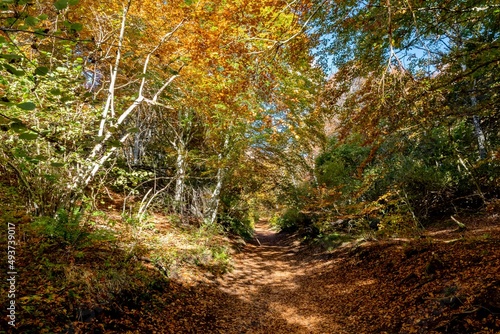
[213,221,350,334]
[207,217,500,334]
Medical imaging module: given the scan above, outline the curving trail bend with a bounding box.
[213,221,351,334]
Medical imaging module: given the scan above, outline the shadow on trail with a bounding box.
[212,220,351,334]
[3,189,498,334]
[211,219,500,334]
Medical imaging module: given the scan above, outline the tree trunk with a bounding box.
[470,79,487,160]
[174,142,186,212]
[209,166,225,225]
[472,115,487,160]
[207,135,230,225]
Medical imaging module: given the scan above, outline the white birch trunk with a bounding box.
[209,165,225,225]
[469,79,487,160]
[174,143,186,206]
[208,135,230,224]
[132,112,142,165]
[69,15,185,191]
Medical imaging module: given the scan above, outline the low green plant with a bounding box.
[111,166,154,194]
[32,207,114,247]
[210,245,232,274]
[220,214,254,240]
[32,207,87,245]
[270,208,313,232]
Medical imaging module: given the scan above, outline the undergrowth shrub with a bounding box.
[31,207,115,247]
[314,232,353,250]
[220,214,254,240]
[269,207,318,237]
[315,136,369,195]
[303,121,500,238]
[111,165,154,195]
[218,190,256,240]
[32,208,87,244]
[270,208,299,231]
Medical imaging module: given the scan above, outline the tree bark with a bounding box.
[174,142,186,210]
[208,135,230,225]
[209,165,225,225]
[472,115,487,160]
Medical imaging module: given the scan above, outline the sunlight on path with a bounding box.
[215,220,348,334]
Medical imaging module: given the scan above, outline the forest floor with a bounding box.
[1,176,500,333]
[211,219,500,333]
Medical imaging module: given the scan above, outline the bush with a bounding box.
[31,207,114,247]
[220,214,254,240]
[269,208,317,235]
[315,136,370,193]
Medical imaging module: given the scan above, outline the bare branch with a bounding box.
[98,0,131,137]
[138,19,185,97]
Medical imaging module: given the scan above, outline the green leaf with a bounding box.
[54,0,68,10]
[43,174,57,182]
[13,149,28,158]
[70,23,83,32]
[0,54,22,61]
[10,122,26,133]
[35,66,49,76]
[38,14,49,20]
[4,64,25,76]
[5,18,16,26]
[60,96,73,103]
[34,28,48,36]
[43,174,58,182]
[127,127,140,133]
[25,16,39,27]
[55,146,65,154]
[50,162,65,167]
[19,132,38,140]
[109,140,123,148]
[17,102,36,110]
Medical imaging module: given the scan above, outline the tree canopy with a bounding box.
[1,0,500,332]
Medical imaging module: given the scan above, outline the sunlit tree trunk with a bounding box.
[171,107,193,216]
[208,134,229,225]
[174,141,186,209]
[208,165,225,225]
[69,7,184,190]
[132,113,142,165]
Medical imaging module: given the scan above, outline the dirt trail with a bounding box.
[207,218,500,334]
[213,221,350,334]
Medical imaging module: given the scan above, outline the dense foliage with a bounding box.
[1,0,498,239]
[269,0,500,236]
[0,0,322,235]
[1,1,499,332]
